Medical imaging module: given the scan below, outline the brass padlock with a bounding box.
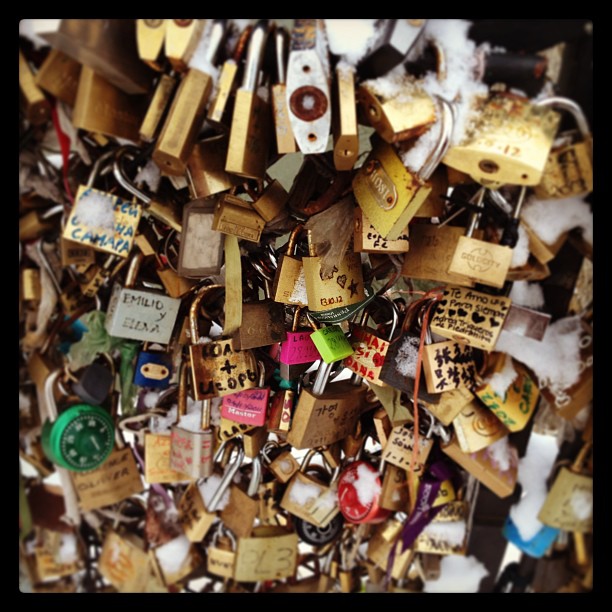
[188,284,258,400]
[443,91,561,187]
[271,224,309,307]
[164,18,206,72]
[136,19,168,71]
[280,448,341,528]
[333,62,359,171]
[207,24,252,128]
[354,208,409,254]
[534,96,593,200]
[207,525,237,579]
[153,20,226,175]
[353,97,454,240]
[72,65,146,142]
[447,188,516,289]
[19,50,51,126]
[177,198,225,278]
[357,72,436,144]
[429,284,512,352]
[233,298,286,351]
[185,134,242,200]
[139,73,178,143]
[226,20,272,180]
[271,27,297,155]
[34,49,81,107]
[286,362,367,449]
[302,232,365,312]
[250,177,289,223]
[211,193,266,243]
[286,19,331,155]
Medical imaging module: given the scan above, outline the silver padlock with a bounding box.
[105,251,181,344]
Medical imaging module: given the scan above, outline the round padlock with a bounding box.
[41,403,115,472]
[337,460,391,524]
[295,513,344,546]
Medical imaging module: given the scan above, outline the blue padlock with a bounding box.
[133,350,173,389]
[502,516,560,558]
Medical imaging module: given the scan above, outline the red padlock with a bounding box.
[337,460,391,524]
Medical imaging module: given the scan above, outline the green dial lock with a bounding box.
[41,404,115,472]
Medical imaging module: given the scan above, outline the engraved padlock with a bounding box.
[271,224,309,307]
[188,284,258,400]
[105,251,181,345]
[353,96,454,240]
[353,207,409,255]
[302,230,365,313]
[534,96,593,200]
[211,192,266,243]
[443,91,562,187]
[286,361,367,450]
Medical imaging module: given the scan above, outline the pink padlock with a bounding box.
[221,361,270,426]
[279,307,321,379]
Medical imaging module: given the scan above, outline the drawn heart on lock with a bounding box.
[336,275,347,288]
[490,317,500,327]
[458,308,468,318]
[448,309,456,317]
[472,312,485,324]
[439,300,448,307]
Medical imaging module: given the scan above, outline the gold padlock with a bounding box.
[212,193,266,243]
[34,48,81,107]
[271,27,297,155]
[153,20,226,175]
[534,97,593,200]
[139,73,178,143]
[164,18,206,72]
[333,62,359,171]
[136,19,167,71]
[226,20,272,180]
[271,224,309,307]
[353,97,454,240]
[443,91,561,187]
[19,50,51,125]
[302,231,365,312]
[353,208,408,254]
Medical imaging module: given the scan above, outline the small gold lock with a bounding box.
[34,48,81,107]
[212,193,266,243]
[136,19,167,71]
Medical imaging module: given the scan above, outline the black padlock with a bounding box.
[71,355,115,406]
[295,513,344,547]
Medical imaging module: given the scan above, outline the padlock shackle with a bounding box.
[189,284,224,343]
[285,223,305,256]
[242,19,271,93]
[205,19,227,69]
[44,369,63,422]
[233,24,253,63]
[177,360,188,418]
[571,440,592,473]
[275,26,290,85]
[112,146,152,204]
[86,149,117,188]
[465,187,486,238]
[208,440,245,511]
[535,96,591,141]
[247,456,263,497]
[124,251,144,289]
[420,96,455,181]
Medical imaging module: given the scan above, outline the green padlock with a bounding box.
[307,314,354,364]
[41,370,115,472]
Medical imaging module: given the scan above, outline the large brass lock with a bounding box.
[443,91,561,187]
[187,284,258,400]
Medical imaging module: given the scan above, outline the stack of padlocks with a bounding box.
[18,19,593,593]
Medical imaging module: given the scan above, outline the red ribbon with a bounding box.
[50,101,74,204]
